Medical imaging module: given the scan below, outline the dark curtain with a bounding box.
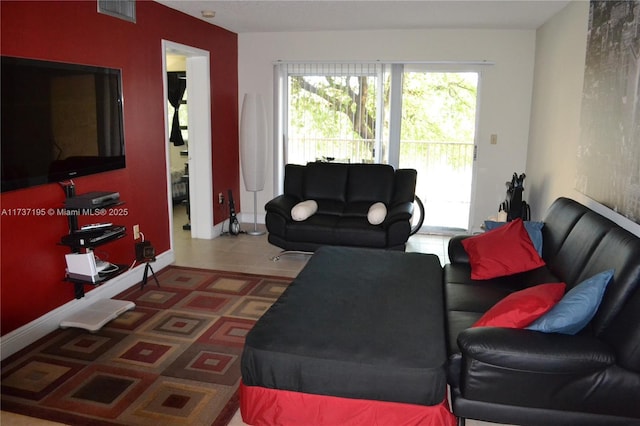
[167,72,186,146]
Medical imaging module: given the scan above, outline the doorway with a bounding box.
[166,55,190,241]
[162,40,214,257]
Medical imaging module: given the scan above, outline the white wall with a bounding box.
[527,1,640,236]
[238,28,536,231]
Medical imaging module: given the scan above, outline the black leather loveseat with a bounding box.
[445,197,640,425]
[265,162,417,252]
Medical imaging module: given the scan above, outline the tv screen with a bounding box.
[1,56,125,192]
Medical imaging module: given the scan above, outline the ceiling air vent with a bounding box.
[97,0,136,23]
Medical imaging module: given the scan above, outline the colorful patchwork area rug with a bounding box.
[1,266,292,425]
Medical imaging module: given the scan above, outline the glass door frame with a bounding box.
[388,63,483,232]
[274,61,487,232]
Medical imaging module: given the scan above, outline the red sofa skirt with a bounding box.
[240,382,456,426]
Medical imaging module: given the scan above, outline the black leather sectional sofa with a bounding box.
[264,162,417,252]
[446,197,640,425]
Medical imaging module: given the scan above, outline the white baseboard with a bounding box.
[0,250,175,361]
[238,212,265,225]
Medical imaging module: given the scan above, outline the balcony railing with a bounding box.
[400,140,474,232]
[287,137,474,231]
[287,137,377,164]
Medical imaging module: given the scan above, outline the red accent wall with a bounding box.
[0,1,239,335]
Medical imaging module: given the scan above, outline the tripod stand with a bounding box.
[140,260,160,291]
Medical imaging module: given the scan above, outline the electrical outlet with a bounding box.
[218,192,224,204]
[133,224,140,240]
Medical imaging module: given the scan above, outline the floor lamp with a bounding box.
[240,93,267,236]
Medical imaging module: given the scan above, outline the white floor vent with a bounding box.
[97,0,136,23]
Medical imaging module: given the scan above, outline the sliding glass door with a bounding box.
[275,62,480,232]
[397,68,478,232]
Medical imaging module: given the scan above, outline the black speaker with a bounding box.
[135,241,155,262]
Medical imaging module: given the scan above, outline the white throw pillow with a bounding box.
[367,202,387,225]
[291,200,318,221]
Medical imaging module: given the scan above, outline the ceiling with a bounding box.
[156,0,570,34]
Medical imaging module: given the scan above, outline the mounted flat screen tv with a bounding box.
[1,56,125,192]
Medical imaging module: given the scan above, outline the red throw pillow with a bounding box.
[462,219,546,280]
[473,282,566,328]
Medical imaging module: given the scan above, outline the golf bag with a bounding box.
[500,172,530,221]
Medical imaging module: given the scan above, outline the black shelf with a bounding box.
[60,226,127,251]
[62,201,125,216]
[61,184,127,298]
[65,264,128,300]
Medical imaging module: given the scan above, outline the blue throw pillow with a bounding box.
[484,220,544,256]
[526,269,614,335]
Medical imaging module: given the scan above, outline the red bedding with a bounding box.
[240,382,456,426]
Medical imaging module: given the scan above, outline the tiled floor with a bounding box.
[172,205,451,277]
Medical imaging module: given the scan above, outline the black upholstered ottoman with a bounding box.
[241,246,448,407]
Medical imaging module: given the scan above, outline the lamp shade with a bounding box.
[240,93,267,192]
